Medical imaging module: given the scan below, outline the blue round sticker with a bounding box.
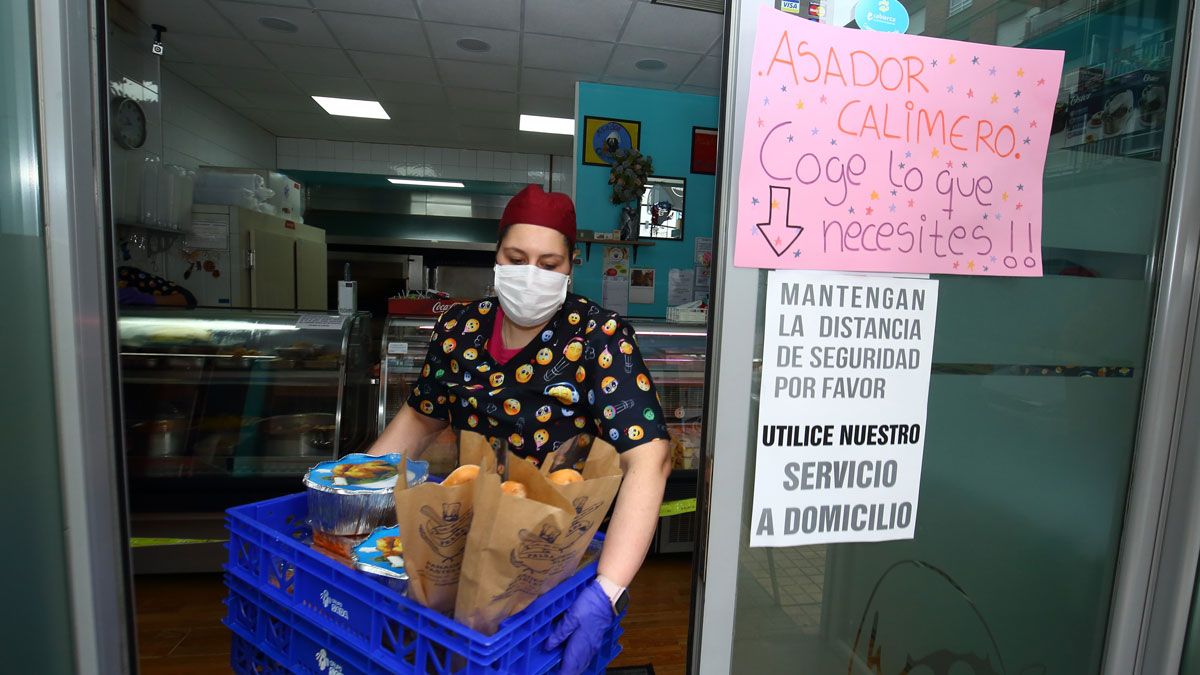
[592,122,633,164]
[855,0,910,33]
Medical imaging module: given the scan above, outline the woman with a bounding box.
[369,185,672,674]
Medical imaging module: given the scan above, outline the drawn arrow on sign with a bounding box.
[755,185,803,257]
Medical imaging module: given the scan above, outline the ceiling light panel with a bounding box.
[388,178,466,188]
[519,114,574,135]
[312,96,391,119]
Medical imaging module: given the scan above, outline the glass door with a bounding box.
[693,0,1197,672]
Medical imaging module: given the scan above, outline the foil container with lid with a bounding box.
[352,525,409,593]
[303,453,429,536]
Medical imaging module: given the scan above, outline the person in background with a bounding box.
[370,185,672,674]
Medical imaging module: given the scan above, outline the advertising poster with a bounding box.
[750,271,938,547]
[693,236,713,294]
[733,7,1064,276]
[630,267,656,304]
[669,268,695,306]
[601,246,629,315]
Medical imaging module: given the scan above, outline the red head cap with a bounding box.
[499,185,577,246]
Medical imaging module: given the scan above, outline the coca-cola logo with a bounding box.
[432,301,456,313]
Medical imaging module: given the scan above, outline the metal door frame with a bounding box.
[690,1,1200,673]
[34,0,134,672]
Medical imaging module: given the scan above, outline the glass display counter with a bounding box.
[118,308,372,511]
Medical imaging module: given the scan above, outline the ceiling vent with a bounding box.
[652,0,725,14]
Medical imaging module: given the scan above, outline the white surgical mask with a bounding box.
[493,264,569,327]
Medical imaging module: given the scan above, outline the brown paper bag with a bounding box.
[454,442,624,635]
[393,433,497,615]
[542,438,624,547]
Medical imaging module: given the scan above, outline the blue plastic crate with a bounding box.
[225,492,623,674]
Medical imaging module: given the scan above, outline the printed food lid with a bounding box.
[352,525,408,580]
[303,453,428,494]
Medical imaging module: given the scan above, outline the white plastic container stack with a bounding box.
[194,169,275,213]
[267,171,304,221]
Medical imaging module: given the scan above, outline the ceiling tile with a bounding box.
[311,0,416,19]
[367,79,447,105]
[236,89,323,112]
[519,68,588,98]
[166,33,275,69]
[522,34,612,76]
[163,62,222,88]
[444,87,518,112]
[349,51,438,83]
[211,2,339,47]
[424,23,518,65]
[125,0,239,38]
[605,46,701,84]
[685,56,722,88]
[452,107,514,130]
[199,87,255,108]
[415,0,520,30]
[202,65,305,93]
[287,73,376,98]
[322,13,428,56]
[459,126,519,150]
[518,94,574,118]
[256,42,359,76]
[516,132,573,156]
[619,2,723,54]
[439,60,517,92]
[524,0,632,42]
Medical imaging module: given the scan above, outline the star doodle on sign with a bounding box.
[1023,137,1032,144]
[1029,120,1038,128]
[1014,89,1022,98]
[931,147,940,158]
[983,265,989,271]
[795,100,805,110]
[775,236,782,246]
[889,204,897,213]
[990,256,998,263]
[907,199,915,207]
[811,127,819,135]
[890,189,898,196]
[983,213,989,220]
[865,206,874,215]
[780,84,788,93]
[820,95,827,103]
[793,250,802,258]
[995,212,1002,220]
[971,56,980,65]
[1017,184,1025,191]
[904,151,912,158]
[870,190,879,200]
[946,160,953,168]
[1001,192,1009,201]
[949,55,957,64]
[787,134,794,143]
[952,261,960,269]
[947,84,955,93]
[757,118,764,127]
[771,199,779,209]
[968,260,977,271]
[1013,106,1021,114]
[931,58,938,67]
[763,97,770,105]
[848,206,855,214]
[1017,67,1025,77]
[989,66,997,76]
[966,88,975,99]
[1037,78,1046,86]
[990,93,1000,104]
[898,162,906,169]
[1016,202,1024,210]
[961,161,968,168]
[831,139,837,145]
[751,197,760,205]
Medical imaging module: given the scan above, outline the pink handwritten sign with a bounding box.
[734,8,1064,276]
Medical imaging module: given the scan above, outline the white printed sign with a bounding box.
[751,271,938,547]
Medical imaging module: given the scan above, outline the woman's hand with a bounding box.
[366,403,448,457]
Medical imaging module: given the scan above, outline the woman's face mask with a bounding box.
[493,264,569,327]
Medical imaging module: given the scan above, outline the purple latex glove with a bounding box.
[545,580,613,675]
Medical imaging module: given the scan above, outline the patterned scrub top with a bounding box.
[406,294,669,465]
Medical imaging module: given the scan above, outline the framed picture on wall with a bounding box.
[583,116,641,166]
[691,127,718,175]
[638,175,686,241]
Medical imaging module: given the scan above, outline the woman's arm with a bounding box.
[596,438,673,587]
[366,403,448,458]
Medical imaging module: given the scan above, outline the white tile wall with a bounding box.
[276,137,574,199]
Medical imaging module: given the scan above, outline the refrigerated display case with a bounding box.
[118,308,373,512]
[378,314,708,550]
